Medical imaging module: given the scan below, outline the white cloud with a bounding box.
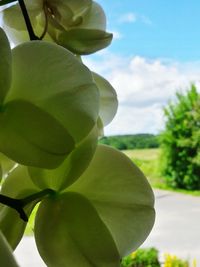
[119,12,137,23]
[84,53,200,135]
[119,12,152,25]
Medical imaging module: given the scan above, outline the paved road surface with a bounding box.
[14,189,200,266]
[143,189,200,265]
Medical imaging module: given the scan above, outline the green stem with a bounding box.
[18,0,40,40]
[21,189,55,206]
[0,189,55,222]
[0,194,27,221]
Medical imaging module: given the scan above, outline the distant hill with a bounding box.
[99,134,159,150]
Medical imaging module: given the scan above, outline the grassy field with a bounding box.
[123,148,163,187]
[123,148,200,196]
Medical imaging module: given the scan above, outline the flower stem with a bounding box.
[18,0,40,40]
[0,189,55,222]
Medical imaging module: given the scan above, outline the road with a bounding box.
[14,189,200,266]
[143,189,200,265]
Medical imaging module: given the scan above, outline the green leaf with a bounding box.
[57,28,113,55]
[68,145,155,257]
[35,192,120,267]
[93,72,118,126]
[0,165,39,249]
[0,28,11,104]
[6,41,99,144]
[28,125,98,191]
[0,231,19,267]
[0,100,75,168]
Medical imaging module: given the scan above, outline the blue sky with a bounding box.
[84,1,200,135]
[98,0,200,61]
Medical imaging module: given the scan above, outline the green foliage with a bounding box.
[99,134,159,150]
[121,248,160,267]
[121,248,193,267]
[160,85,200,190]
[163,253,190,267]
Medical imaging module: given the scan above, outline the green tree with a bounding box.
[160,85,200,190]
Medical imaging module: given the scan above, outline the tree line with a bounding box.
[99,134,159,150]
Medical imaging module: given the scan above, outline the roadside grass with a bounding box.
[123,148,200,197]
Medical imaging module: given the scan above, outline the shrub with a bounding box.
[121,248,160,267]
[160,85,200,190]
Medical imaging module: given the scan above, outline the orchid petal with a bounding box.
[68,145,155,257]
[35,192,120,267]
[0,231,19,267]
[29,126,98,191]
[93,72,118,126]
[0,27,11,104]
